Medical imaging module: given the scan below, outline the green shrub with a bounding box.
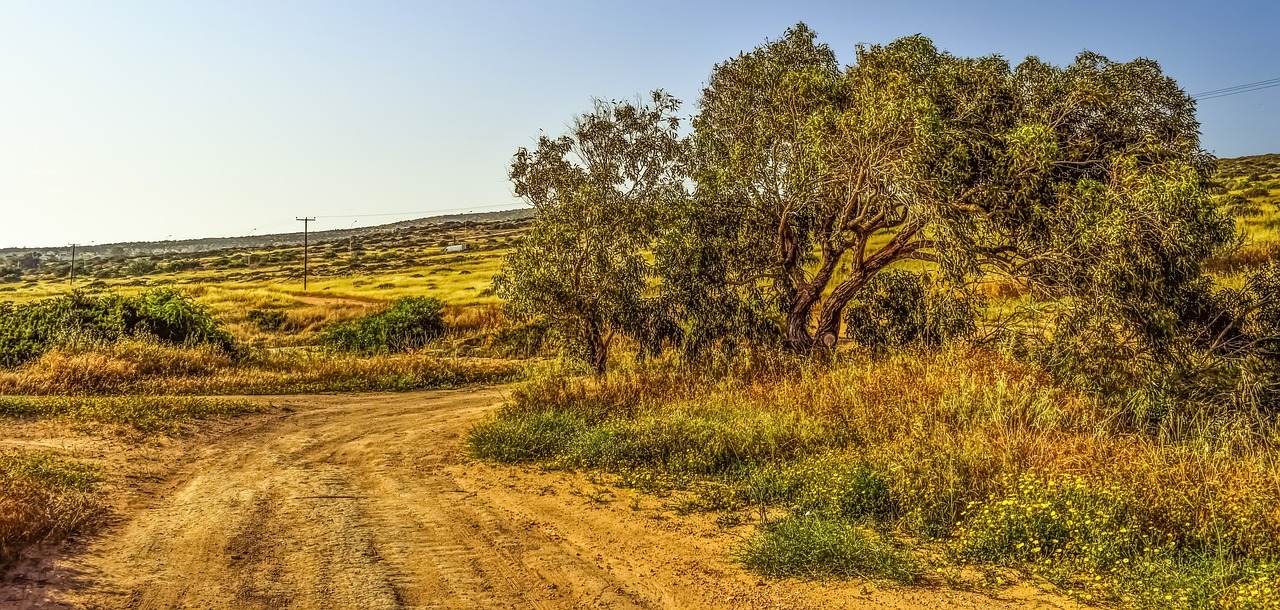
[0,289,234,368]
[783,455,896,521]
[466,411,586,463]
[844,271,978,350]
[320,296,446,353]
[740,515,922,583]
[246,308,288,332]
[130,288,235,352]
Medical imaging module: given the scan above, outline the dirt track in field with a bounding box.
[2,388,1080,609]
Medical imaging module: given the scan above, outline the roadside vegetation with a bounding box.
[471,351,1280,606]
[0,395,261,433]
[0,452,102,568]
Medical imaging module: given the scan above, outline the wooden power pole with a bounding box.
[68,243,77,286]
[296,217,315,290]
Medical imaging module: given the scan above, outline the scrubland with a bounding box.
[470,348,1280,608]
[2,166,1280,606]
[0,224,528,573]
[465,156,1280,609]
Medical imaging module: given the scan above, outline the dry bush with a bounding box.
[443,304,506,336]
[0,339,232,395]
[0,452,102,568]
[279,301,372,334]
[1205,241,1280,274]
[0,340,518,396]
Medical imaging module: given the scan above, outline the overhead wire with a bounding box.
[1192,77,1280,100]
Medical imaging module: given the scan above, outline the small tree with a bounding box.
[494,92,685,374]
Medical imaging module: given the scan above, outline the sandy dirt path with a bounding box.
[5,388,1080,610]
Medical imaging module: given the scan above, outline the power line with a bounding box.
[1192,77,1280,101]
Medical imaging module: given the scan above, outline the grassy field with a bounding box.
[0,217,534,571]
[0,339,521,396]
[1210,154,1280,275]
[0,218,521,350]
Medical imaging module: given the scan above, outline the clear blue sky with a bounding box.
[2,0,1278,248]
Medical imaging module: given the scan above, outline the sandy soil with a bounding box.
[1,388,1081,609]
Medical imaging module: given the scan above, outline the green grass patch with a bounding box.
[0,451,101,492]
[467,411,586,463]
[740,515,922,583]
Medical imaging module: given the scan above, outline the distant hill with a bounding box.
[1217,153,1280,179]
[0,208,533,261]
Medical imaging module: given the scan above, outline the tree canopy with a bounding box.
[501,24,1250,388]
[659,24,1229,354]
[494,92,684,373]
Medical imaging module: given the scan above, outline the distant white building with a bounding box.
[444,243,467,253]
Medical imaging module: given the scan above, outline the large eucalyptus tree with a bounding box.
[665,24,1230,353]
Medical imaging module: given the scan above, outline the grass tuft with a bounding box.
[0,339,523,395]
[740,515,923,583]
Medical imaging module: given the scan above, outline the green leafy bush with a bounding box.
[246,308,288,332]
[320,296,445,353]
[0,289,234,368]
[844,271,978,350]
[130,288,235,351]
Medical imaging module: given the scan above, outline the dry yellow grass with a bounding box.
[471,347,1280,607]
[0,452,102,568]
[0,338,521,396]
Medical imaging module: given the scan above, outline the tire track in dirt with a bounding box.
[5,388,1082,609]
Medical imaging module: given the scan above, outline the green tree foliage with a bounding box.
[0,288,235,367]
[320,296,445,354]
[496,25,1260,416]
[843,271,978,351]
[494,92,685,374]
[661,24,1229,355]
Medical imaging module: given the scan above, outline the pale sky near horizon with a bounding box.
[2,0,1279,248]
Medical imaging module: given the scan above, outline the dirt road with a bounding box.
[5,389,1079,609]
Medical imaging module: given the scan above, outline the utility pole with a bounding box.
[296,217,315,290]
[68,243,77,287]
